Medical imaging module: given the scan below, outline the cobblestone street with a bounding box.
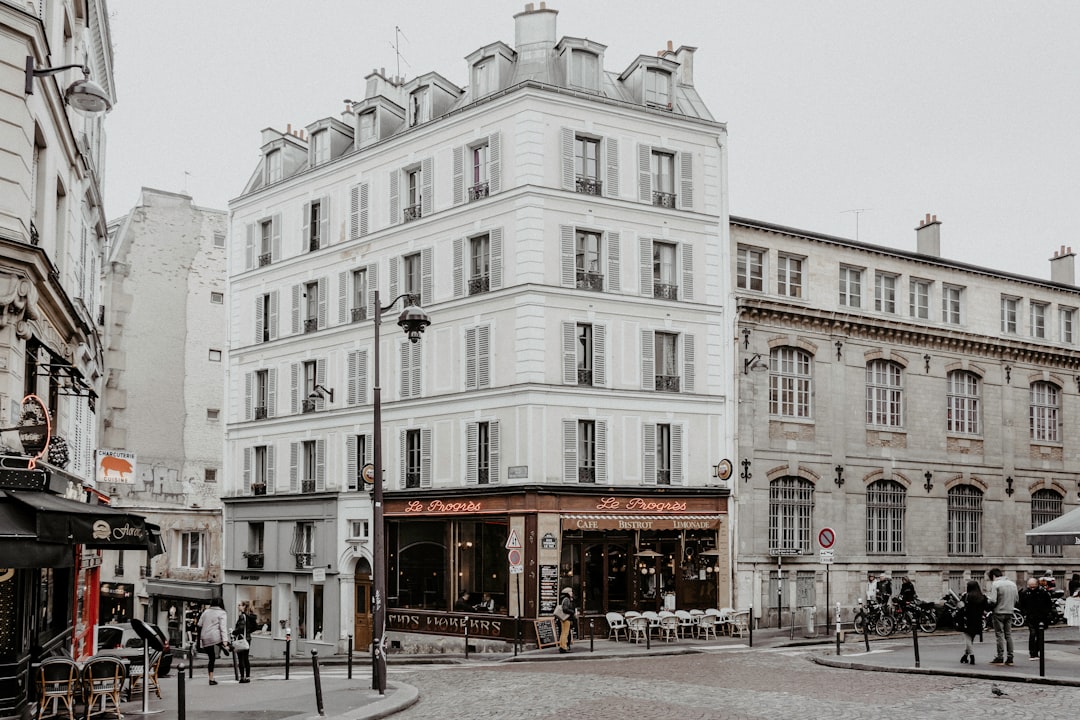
[391,647,1080,720]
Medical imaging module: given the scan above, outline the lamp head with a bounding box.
[397,304,431,343]
[65,73,112,114]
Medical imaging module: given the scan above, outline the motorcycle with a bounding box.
[940,590,965,629]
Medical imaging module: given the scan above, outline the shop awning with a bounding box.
[562,514,724,531]
[1026,506,1080,546]
[145,579,221,602]
[3,490,165,556]
[0,498,73,567]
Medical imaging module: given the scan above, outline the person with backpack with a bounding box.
[555,587,576,654]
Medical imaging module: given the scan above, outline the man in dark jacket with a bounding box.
[1020,577,1053,660]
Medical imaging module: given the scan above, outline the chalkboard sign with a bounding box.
[533,617,559,648]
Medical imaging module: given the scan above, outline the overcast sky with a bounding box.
[104,1,1080,282]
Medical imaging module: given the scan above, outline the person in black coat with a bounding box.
[1019,577,1054,660]
[960,580,988,664]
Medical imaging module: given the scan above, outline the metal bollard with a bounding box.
[464,618,470,659]
[232,642,239,681]
[177,662,186,720]
[1039,622,1046,677]
[514,617,519,658]
[284,635,292,680]
[911,611,920,668]
[347,635,353,679]
[749,606,754,648]
[188,645,194,679]
[646,620,651,650]
[311,649,325,716]
[589,619,594,652]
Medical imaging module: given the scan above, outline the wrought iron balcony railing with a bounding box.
[303,317,318,333]
[258,252,272,267]
[652,191,676,208]
[309,237,321,252]
[575,176,602,195]
[403,204,422,222]
[577,467,596,484]
[577,368,593,386]
[655,375,681,393]
[246,553,264,569]
[468,182,489,201]
[575,271,604,291]
[302,399,317,414]
[351,306,367,322]
[653,283,679,300]
[254,406,268,420]
[468,275,490,295]
[301,479,316,494]
[294,552,314,569]
[251,483,268,496]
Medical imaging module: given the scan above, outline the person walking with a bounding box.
[986,568,1019,665]
[959,579,988,664]
[197,598,231,685]
[555,587,576,654]
[1069,573,1080,597]
[232,602,256,683]
[1019,577,1053,660]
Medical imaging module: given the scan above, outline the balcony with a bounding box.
[656,470,671,486]
[403,204,422,222]
[251,483,267,496]
[302,399,317,414]
[351,306,367,322]
[653,283,679,300]
[404,472,421,489]
[309,236,321,252]
[303,317,318,333]
[258,252,272,267]
[301,479,316,494]
[468,182,489,201]
[477,468,490,485]
[652,191,676,208]
[655,375,681,393]
[575,176,603,196]
[245,553,265,569]
[29,220,40,246]
[254,406,268,420]
[114,564,125,577]
[575,271,604,291]
[468,275,490,295]
[577,467,596,484]
[294,553,314,569]
[577,368,593,386]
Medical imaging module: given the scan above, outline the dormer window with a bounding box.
[570,50,600,92]
[311,130,329,166]
[472,58,495,98]
[358,111,376,145]
[409,88,430,127]
[266,149,282,183]
[645,68,672,109]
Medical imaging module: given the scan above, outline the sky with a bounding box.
[103,1,1080,283]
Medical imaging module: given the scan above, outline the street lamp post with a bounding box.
[370,290,430,695]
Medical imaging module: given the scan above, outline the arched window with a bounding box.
[1031,489,1063,558]
[768,477,814,551]
[1030,382,1061,443]
[769,347,812,419]
[946,370,980,434]
[947,485,983,556]
[866,360,903,428]
[866,480,906,554]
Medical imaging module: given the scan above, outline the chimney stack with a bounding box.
[514,3,558,61]
[915,213,941,258]
[1050,245,1076,285]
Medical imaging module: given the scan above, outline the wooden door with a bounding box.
[354,575,373,650]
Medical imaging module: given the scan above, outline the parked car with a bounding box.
[96,621,173,677]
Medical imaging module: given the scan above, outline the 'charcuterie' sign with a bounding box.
[96,449,137,484]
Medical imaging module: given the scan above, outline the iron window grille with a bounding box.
[403,204,422,222]
[468,182,489,201]
[652,191,676,208]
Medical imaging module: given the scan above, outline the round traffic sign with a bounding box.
[818,527,835,549]
[362,463,375,484]
[507,549,522,565]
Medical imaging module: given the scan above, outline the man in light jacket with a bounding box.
[986,568,1019,666]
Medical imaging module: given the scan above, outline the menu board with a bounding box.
[539,564,559,615]
[533,617,559,648]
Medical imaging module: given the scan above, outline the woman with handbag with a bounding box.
[196,598,231,685]
[233,602,255,683]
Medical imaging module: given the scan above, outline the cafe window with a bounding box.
[236,585,273,635]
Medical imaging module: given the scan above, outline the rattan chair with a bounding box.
[128,650,162,699]
[36,658,79,720]
[605,612,627,642]
[81,656,126,719]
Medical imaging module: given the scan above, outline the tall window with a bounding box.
[311,130,329,165]
[292,523,315,568]
[653,241,677,299]
[768,477,814,552]
[1061,308,1075,344]
[947,371,980,434]
[909,279,930,319]
[875,272,897,313]
[266,149,282,183]
[651,150,675,206]
[645,68,671,107]
[304,281,319,332]
[476,421,491,484]
[351,268,367,321]
[358,111,376,144]
[254,369,268,419]
[577,419,596,483]
[737,246,763,291]
[1031,301,1048,339]
[301,440,316,492]
[942,284,962,324]
[307,200,323,251]
[1032,489,1063,557]
[405,429,421,488]
[777,255,803,298]
[253,445,268,491]
[259,219,273,265]
[947,485,982,556]
[1001,296,1019,334]
[302,360,317,412]
[259,293,272,342]
[575,229,602,290]
[409,88,429,126]
[769,347,812,418]
[655,423,671,486]
[1030,381,1061,443]
[654,332,679,392]
[404,252,422,303]
[866,360,903,428]
[576,323,594,386]
[472,59,494,97]
[839,266,862,308]
[574,136,601,194]
[405,168,422,220]
[179,532,205,569]
[866,480,905,554]
[469,234,490,294]
[570,50,599,91]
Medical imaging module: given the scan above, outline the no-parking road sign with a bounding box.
[818,527,836,549]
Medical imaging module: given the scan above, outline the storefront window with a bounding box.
[236,585,272,634]
[313,586,324,639]
[455,519,508,611]
[389,521,447,609]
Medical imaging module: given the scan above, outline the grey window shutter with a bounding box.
[682,333,695,393]
[349,184,360,239]
[466,422,477,484]
[389,170,400,225]
[478,325,491,388]
[290,363,299,414]
[453,237,466,297]
[399,341,409,398]
[359,183,369,236]
[289,442,298,492]
[267,368,277,417]
[560,225,575,288]
[421,247,433,306]
[357,349,368,404]
[679,152,693,210]
[642,423,657,485]
[641,330,655,390]
[389,256,399,300]
[638,144,652,203]
[488,131,502,194]
[399,430,406,490]
[560,127,574,190]
[604,137,619,197]
[593,324,606,387]
[347,351,358,405]
[245,372,253,420]
[453,146,464,205]
[316,358,327,410]
[465,326,477,390]
[243,448,252,493]
[346,435,358,490]
[269,291,279,340]
[595,419,608,484]
[489,420,500,483]
[639,235,653,297]
[267,446,276,492]
[317,277,327,329]
[272,213,282,261]
[681,244,694,301]
[562,419,577,483]
[561,322,576,385]
[338,270,347,323]
[490,228,503,289]
[607,230,621,292]
[302,201,311,246]
[420,428,432,488]
[255,295,264,344]
[245,224,255,270]
[421,157,433,217]
[364,433,372,465]
[367,263,378,318]
[410,342,422,398]
[319,196,330,244]
[315,439,326,491]
[291,284,300,334]
[671,424,684,485]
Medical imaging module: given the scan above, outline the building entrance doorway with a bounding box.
[354,558,373,650]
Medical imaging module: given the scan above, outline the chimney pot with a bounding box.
[286,123,292,134]
[525,2,534,10]
[667,40,674,51]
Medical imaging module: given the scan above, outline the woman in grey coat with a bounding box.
[197,598,231,685]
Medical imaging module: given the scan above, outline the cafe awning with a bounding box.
[0,498,73,567]
[145,579,221,602]
[561,514,724,531]
[2,490,164,556]
[1026,506,1080,546]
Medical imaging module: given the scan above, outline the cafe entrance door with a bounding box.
[354,559,373,651]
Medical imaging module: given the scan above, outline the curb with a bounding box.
[318,681,421,720]
[811,653,1080,688]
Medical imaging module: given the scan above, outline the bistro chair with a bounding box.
[605,612,627,642]
[627,615,649,644]
[659,614,679,643]
[36,658,79,720]
[729,610,751,638]
[674,610,697,639]
[128,650,162,699]
[641,611,661,638]
[697,613,719,641]
[715,607,734,635]
[81,656,126,720]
